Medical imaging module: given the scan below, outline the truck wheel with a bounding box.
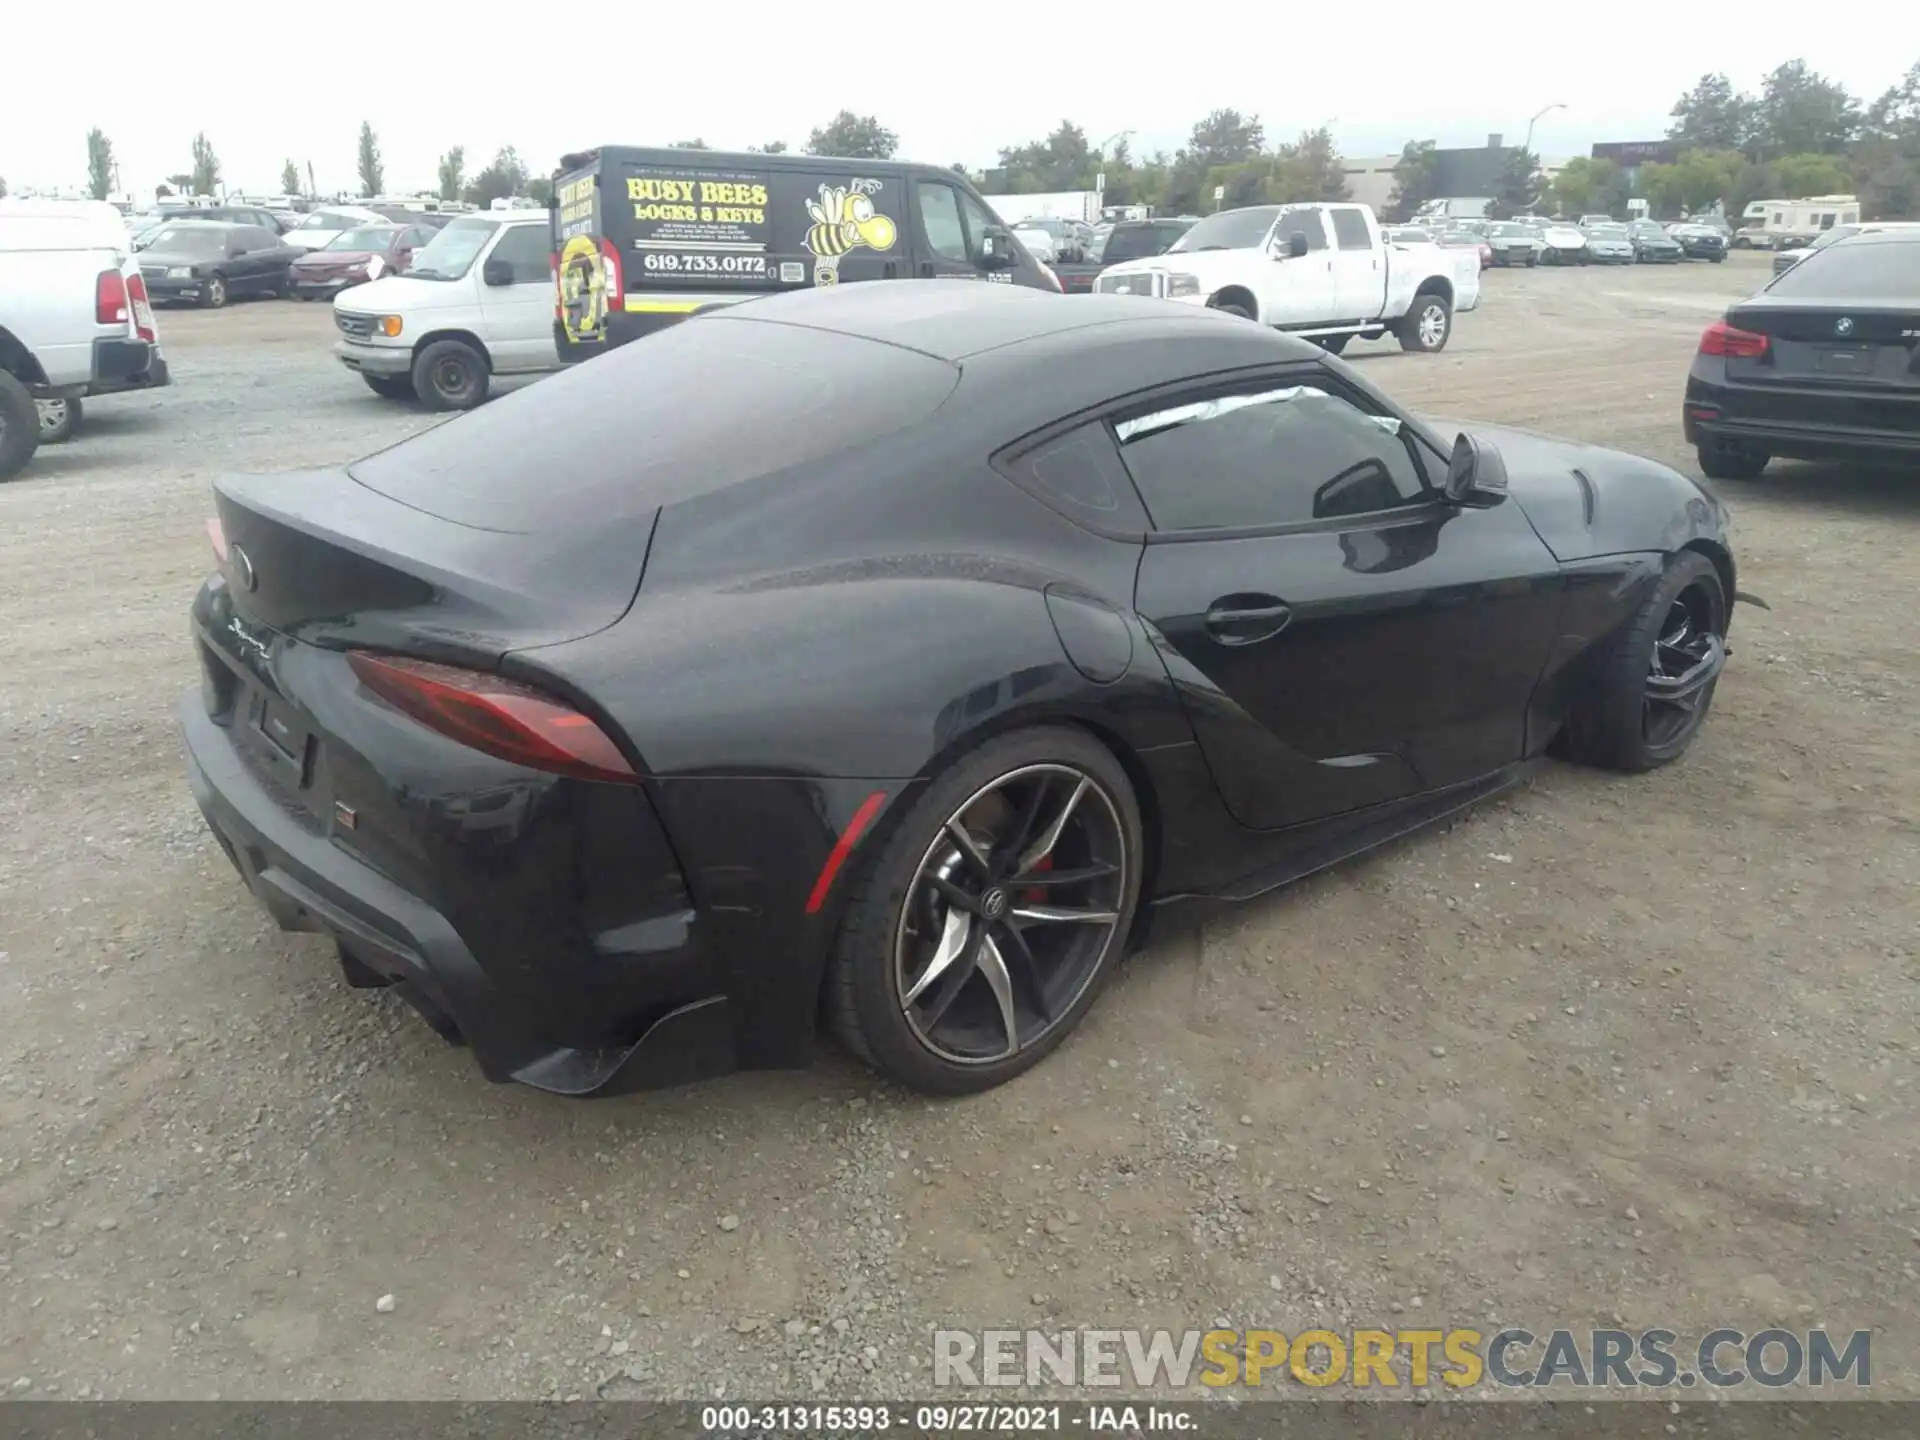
[1210,301,1254,320]
[1397,292,1453,353]
[411,339,489,411]
[0,370,41,482]
[37,396,82,444]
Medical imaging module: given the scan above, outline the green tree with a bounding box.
[189,133,220,195]
[1551,156,1627,216]
[806,112,897,160]
[996,121,1095,193]
[164,173,192,193]
[356,121,384,197]
[280,159,302,196]
[526,176,552,206]
[668,138,709,149]
[86,128,115,200]
[1668,149,1749,214]
[1667,73,1756,154]
[462,147,529,208]
[746,141,789,154]
[1769,151,1855,197]
[1486,148,1542,219]
[1753,60,1858,158]
[437,146,465,203]
[0,176,7,199]
[1385,140,1438,221]
[1270,127,1348,203]
[1855,60,1920,218]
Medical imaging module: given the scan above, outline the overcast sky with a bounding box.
[1,10,1902,198]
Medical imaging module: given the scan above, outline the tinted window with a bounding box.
[348,319,960,532]
[1116,382,1430,532]
[996,425,1150,537]
[956,189,1000,264]
[238,226,277,251]
[487,224,549,282]
[147,225,228,257]
[1329,208,1372,250]
[1765,238,1920,302]
[1100,225,1179,263]
[917,182,968,263]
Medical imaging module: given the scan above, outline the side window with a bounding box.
[995,424,1150,537]
[1329,208,1372,251]
[245,226,277,251]
[488,225,550,282]
[1274,209,1327,252]
[1115,382,1430,532]
[956,190,1001,264]
[916,182,968,263]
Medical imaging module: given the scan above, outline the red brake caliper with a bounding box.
[1023,853,1052,903]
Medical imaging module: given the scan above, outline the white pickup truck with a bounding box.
[0,199,171,480]
[1094,201,1481,354]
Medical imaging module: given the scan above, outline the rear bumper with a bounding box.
[1686,412,1920,463]
[88,338,170,395]
[1684,375,1920,463]
[180,694,738,1096]
[293,276,360,298]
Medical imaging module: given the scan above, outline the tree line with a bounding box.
[1389,56,1919,222]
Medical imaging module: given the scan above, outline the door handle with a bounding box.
[1204,594,1292,646]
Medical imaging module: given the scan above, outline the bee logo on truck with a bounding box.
[558,233,612,345]
[802,180,897,286]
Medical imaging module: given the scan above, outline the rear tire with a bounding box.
[1696,442,1768,481]
[1564,551,1726,773]
[1396,291,1453,352]
[411,339,489,411]
[37,395,82,444]
[201,274,229,309]
[826,726,1144,1096]
[0,370,40,482]
[362,374,416,401]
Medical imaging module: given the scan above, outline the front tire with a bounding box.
[1397,291,1453,353]
[1211,300,1254,320]
[37,396,82,444]
[826,726,1144,1095]
[0,369,40,482]
[1564,551,1727,773]
[201,274,229,309]
[411,339,489,411]
[1697,442,1768,481]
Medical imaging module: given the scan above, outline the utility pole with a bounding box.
[1524,103,1567,157]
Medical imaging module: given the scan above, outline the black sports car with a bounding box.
[1684,229,1920,480]
[182,283,1738,1098]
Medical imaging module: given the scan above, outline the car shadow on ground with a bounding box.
[1717,460,1920,521]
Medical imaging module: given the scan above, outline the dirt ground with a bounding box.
[1,256,1915,1403]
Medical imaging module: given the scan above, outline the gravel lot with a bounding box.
[2,257,1915,1403]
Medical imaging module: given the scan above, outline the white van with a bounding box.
[331,211,559,410]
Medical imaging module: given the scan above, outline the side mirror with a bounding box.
[1286,231,1310,259]
[1445,432,1510,507]
[979,228,1016,270]
[228,242,247,258]
[482,257,514,287]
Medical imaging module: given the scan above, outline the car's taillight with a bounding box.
[207,517,228,563]
[96,268,129,326]
[1700,320,1769,358]
[127,272,157,342]
[599,236,625,306]
[347,652,639,784]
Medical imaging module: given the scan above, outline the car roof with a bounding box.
[1831,229,1920,248]
[704,281,1298,363]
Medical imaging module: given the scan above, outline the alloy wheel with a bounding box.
[893,763,1128,1066]
[36,400,68,440]
[1644,580,1724,749]
[1417,302,1447,348]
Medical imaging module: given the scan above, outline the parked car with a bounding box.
[1484,221,1543,267]
[1667,223,1729,262]
[0,199,169,479]
[1578,213,1614,228]
[1628,221,1685,264]
[1097,202,1481,354]
[548,145,1056,362]
[1685,229,1920,480]
[132,204,294,248]
[182,281,1739,1097]
[1383,226,1435,245]
[332,211,559,409]
[1013,216,1093,263]
[1770,221,1920,276]
[1051,217,1195,294]
[1434,228,1490,270]
[1011,225,1059,264]
[283,205,388,252]
[138,222,298,307]
[1583,223,1637,264]
[1537,222,1590,265]
[289,223,431,300]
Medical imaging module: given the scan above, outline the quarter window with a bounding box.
[1117,382,1431,532]
[916,183,968,263]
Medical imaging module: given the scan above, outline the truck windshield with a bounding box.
[1167,207,1279,253]
[405,217,498,280]
[1101,224,1190,263]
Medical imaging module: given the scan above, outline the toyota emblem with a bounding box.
[1834,316,1855,337]
[228,542,258,592]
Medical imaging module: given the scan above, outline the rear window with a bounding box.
[1766,238,1920,301]
[347,316,961,532]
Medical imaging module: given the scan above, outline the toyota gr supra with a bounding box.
[182,282,1739,1098]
